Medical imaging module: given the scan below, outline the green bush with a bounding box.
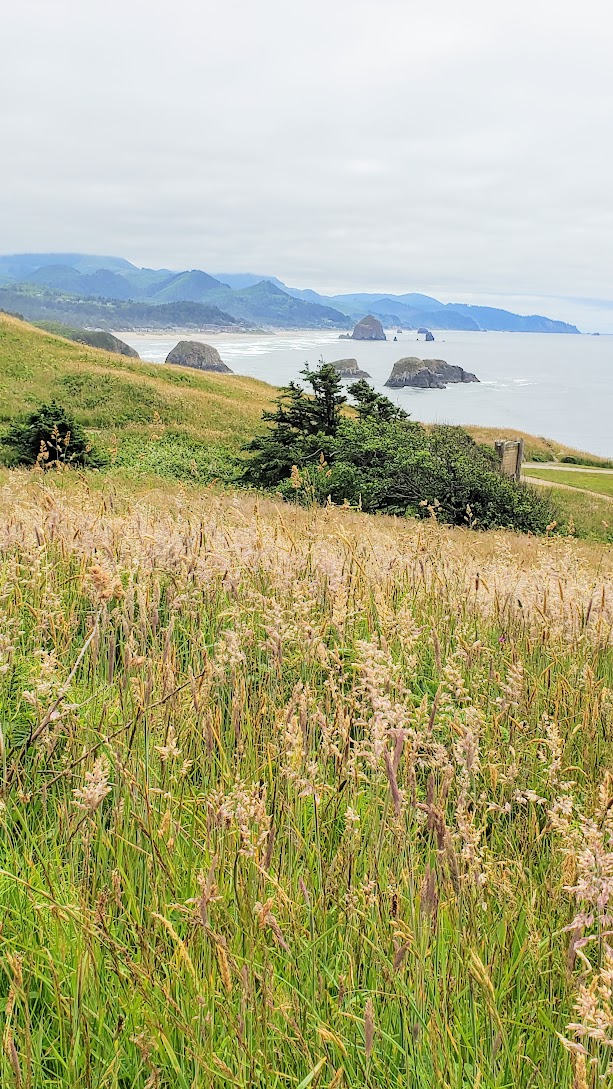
[243,366,558,533]
[280,420,556,532]
[1,401,103,468]
[559,454,613,468]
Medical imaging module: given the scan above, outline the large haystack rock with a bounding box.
[340,315,386,341]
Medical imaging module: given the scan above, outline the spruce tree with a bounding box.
[347,379,409,422]
[241,363,347,487]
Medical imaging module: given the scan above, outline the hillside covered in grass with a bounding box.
[0,475,611,1087]
[0,312,275,478]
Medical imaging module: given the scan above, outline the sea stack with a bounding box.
[385,357,479,389]
[340,315,386,341]
[165,341,232,372]
[330,358,372,380]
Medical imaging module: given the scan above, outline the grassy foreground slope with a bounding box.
[0,312,274,476]
[0,475,612,1087]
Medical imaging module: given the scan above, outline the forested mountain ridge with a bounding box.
[0,253,580,332]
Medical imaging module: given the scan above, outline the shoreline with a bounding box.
[111,327,613,459]
[114,326,591,341]
[112,327,352,346]
[112,327,272,339]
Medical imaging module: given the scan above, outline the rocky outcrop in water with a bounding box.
[330,358,371,379]
[339,315,386,341]
[385,357,479,389]
[165,340,232,372]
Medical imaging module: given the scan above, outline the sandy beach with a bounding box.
[113,328,317,345]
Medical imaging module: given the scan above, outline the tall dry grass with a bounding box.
[0,475,612,1087]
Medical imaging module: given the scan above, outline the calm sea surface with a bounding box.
[115,329,613,458]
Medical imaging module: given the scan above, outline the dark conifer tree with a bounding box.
[347,379,409,422]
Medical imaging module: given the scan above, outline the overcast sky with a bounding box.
[2,0,613,329]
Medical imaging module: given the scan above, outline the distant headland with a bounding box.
[0,252,581,334]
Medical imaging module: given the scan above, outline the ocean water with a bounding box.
[115,328,613,458]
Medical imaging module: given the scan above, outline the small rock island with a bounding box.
[385,357,479,389]
[330,358,372,380]
[165,341,233,372]
[339,315,386,341]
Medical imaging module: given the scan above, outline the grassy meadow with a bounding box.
[522,469,613,544]
[0,472,612,1087]
[524,467,613,498]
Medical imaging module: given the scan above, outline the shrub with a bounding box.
[280,420,556,532]
[243,365,558,534]
[1,401,103,468]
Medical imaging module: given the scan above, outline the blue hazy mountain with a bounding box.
[205,280,352,329]
[214,273,289,291]
[25,264,135,300]
[0,253,137,283]
[330,291,445,314]
[0,253,581,332]
[444,303,575,333]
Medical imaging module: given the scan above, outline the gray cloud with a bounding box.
[2,0,613,328]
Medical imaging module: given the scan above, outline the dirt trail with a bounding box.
[523,462,613,474]
[523,475,613,503]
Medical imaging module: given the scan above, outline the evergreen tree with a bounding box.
[241,364,346,487]
[347,379,409,422]
[242,365,555,535]
[2,401,101,468]
[300,362,346,434]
